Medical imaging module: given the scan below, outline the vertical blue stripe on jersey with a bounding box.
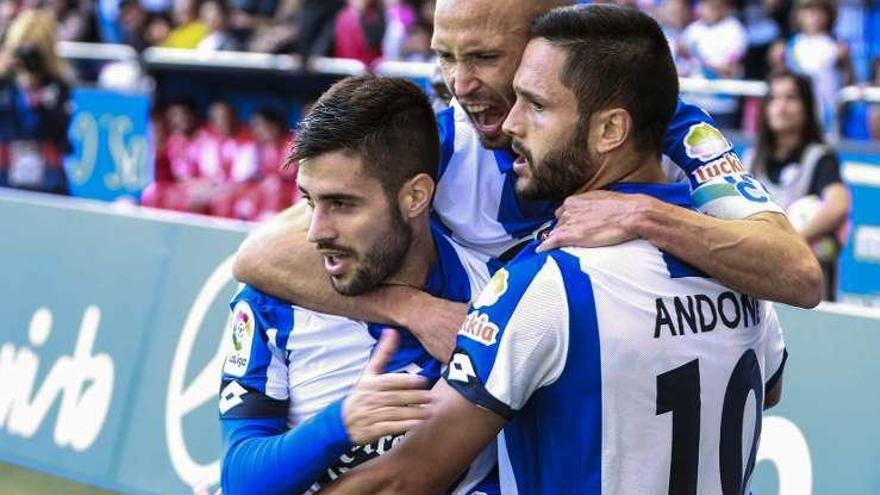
[662,253,709,279]
[428,224,474,305]
[501,251,603,495]
[494,149,556,239]
[436,107,456,180]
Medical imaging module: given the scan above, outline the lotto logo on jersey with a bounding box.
[473,268,509,309]
[459,311,500,346]
[684,122,732,162]
[447,351,479,384]
[224,301,255,377]
[692,152,746,185]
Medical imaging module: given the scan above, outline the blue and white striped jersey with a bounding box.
[219,224,497,495]
[445,182,787,495]
[432,99,784,258]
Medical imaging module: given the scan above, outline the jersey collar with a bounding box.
[607,181,694,209]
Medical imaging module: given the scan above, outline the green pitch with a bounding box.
[0,462,120,495]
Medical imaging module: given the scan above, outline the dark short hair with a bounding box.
[531,4,679,155]
[290,76,439,197]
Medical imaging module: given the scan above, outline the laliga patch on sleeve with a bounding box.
[692,174,785,220]
[473,268,509,309]
[224,301,256,377]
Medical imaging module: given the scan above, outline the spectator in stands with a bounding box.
[43,0,96,42]
[228,107,298,220]
[163,0,208,48]
[868,58,880,139]
[0,9,72,195]
[247,0,301,53]
[745,70,850,300]
[196,100,258,217]
[198,100,257,182]
[333,0,385,65]
[197,0,241,51]
[118,0,149,51]
[141,98,207,212]
[144,11,173,47]
[785,0,854,130]
[679,0,748,127]
[741,0,788,80]
[382,0,417,61]
[297,0,345,57]
[399,21,433,62]
[656,0,693,74]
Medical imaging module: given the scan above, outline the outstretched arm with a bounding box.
[233,203,467,360]
[537,99,824,308]
[539,192,822,308]
[321,380,506,495]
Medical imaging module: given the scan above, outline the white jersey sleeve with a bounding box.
[445,255,571,416]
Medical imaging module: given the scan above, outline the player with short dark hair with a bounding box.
[219,76,497,495]
[322,6,786,494]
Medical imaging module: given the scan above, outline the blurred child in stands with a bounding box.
[197,0,241,51]
[867,58,880,139]
[196,100,257,217]
[141,98,209,212]
[784,0,854,130]
[333,0,384,65]
[228,107,298,221]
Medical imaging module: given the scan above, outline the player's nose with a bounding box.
[502,98,524,138]
[451,65,480,98]
[306,208,336,244]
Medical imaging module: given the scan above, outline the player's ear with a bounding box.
[398,173,435,219]
[592,107,631,154]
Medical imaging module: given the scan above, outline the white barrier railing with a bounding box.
[141,47,368,76]
[56,43,880,140]
[57,41,138,63]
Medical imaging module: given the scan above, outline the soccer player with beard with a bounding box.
[322,6,786,494]
[219,77,497,495]
[233,0,820,367]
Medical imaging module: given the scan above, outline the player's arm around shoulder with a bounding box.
[232,203,467,361]
[540,100,823,308]
[232,201,317,302]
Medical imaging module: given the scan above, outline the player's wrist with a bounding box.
[391,286,429,331]
[625,194,659,241]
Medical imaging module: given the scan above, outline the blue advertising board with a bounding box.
[838,152,880,307]
[64,88,152,203]
[0,190,245,494]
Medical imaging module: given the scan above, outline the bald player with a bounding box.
[233,0,820,363]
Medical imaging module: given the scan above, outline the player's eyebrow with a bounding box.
[314,193,363,204]
[514,85,547,106]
